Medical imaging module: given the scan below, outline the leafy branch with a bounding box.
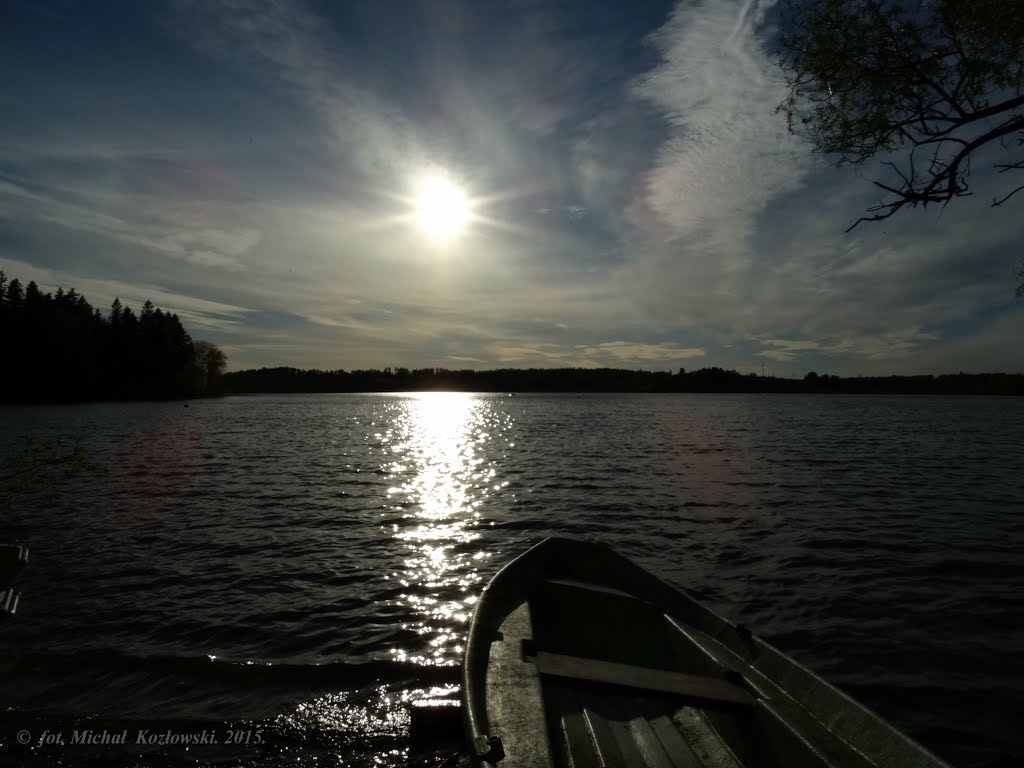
[776,0,1024,232]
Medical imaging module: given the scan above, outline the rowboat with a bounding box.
[461,538,950,767]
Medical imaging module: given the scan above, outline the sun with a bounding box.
[413,175,471,239]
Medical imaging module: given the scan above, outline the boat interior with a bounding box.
[463,539,947,768]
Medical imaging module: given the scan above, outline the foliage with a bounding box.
[191,340,229,396]
[0,270,227,402]
[775,0,1024,228]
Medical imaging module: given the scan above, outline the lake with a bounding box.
[0,393,1021,767]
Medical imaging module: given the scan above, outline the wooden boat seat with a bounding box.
[528,650,755,707]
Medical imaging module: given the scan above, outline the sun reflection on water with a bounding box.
[276,683,460,764]
[382,393,508,665]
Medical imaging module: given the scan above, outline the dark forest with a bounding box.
[0,271,225,403]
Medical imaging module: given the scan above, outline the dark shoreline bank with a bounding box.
[222,366,1024,396]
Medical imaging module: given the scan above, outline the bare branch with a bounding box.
[995,160,1024,173]
[994,184,1024,206]
[846,204,903,232]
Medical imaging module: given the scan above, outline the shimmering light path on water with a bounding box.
[382,392,512,665]
[0,393,1020,768]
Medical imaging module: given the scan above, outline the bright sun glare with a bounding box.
[413,175,470,239]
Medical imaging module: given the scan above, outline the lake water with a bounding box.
[0,393,1021,767]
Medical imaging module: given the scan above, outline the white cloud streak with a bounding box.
[576,341,705,363]
[632,0,809,249]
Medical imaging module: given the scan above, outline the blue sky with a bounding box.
[1,0,1021,376]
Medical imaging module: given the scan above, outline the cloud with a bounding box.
[631,0,810,249]
[305,315,365,330]
[829,329,941,360]
[169,0,424,180]
[899,307,1024,374]
[460,339,705,370]
[136,227,261,272]
[1,175,262,274]
[755,338,821,361]
[598,0,819,332]
[755,330,940,362]
[576,341,706,364]
[490,344,567,365]
[471,5,609,137]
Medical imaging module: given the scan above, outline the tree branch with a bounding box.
[994,184,1024,206]
[848,115,1024,229]
[777,0,1024,245]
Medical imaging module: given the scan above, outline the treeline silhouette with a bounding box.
[0,271,226,403]
[225,366,1024,395]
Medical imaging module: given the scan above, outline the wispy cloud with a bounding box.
[756,330,940,362]
[595,0,816,335]
[576,341,705,364]
[632,0,809,248]
[755,338,820,362]
[170,0,423,181]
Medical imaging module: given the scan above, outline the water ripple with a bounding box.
[0,393,1021,767]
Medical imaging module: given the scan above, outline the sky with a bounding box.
[1,0,1021,377]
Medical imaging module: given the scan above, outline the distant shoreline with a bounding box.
[4,368,1022,405]
[221,366,1024,396]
